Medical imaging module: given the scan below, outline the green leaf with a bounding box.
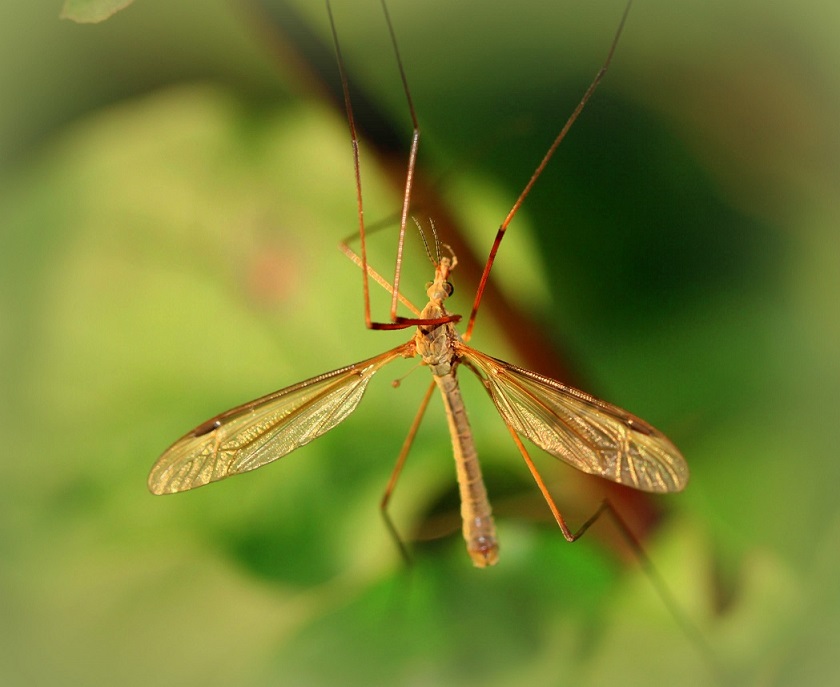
[60,0,135,24]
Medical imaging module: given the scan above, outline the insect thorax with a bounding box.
[415,302,459,377]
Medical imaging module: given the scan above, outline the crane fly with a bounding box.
[148,0,688,569]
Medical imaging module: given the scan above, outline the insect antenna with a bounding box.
[412,217,437,267]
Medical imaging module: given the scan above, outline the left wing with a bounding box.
[148,342,414,494]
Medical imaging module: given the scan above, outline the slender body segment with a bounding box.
[414,255,498,566]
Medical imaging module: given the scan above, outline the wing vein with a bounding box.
[148,342,414,494]
[458,344,688,493]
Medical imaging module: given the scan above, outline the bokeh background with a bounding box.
[2,0,838,685]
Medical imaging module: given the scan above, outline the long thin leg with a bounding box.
[338,239,422,317]
[506,425,600,542]
[505,425,720,674]
[464,0,634,341]
[328,0,461,332]
[380,379,437,564]
[378,0,418,323]
[338,236,458,326]
[326,1,373,326]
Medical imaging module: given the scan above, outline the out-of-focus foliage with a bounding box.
[61,0,136,24]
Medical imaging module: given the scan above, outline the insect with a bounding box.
[148,0,688,568]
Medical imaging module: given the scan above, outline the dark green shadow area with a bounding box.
[269,532,617,686]
[457,90,784,333]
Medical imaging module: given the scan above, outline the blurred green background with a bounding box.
[2,0,839,685]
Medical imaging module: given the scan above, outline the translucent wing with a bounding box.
[148,342,414,495]
[459,344,688,493]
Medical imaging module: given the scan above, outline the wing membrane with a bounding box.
[148,342,414,494]
[459,344,688,493]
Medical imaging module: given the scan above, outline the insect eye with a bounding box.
[443,281,454,296]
